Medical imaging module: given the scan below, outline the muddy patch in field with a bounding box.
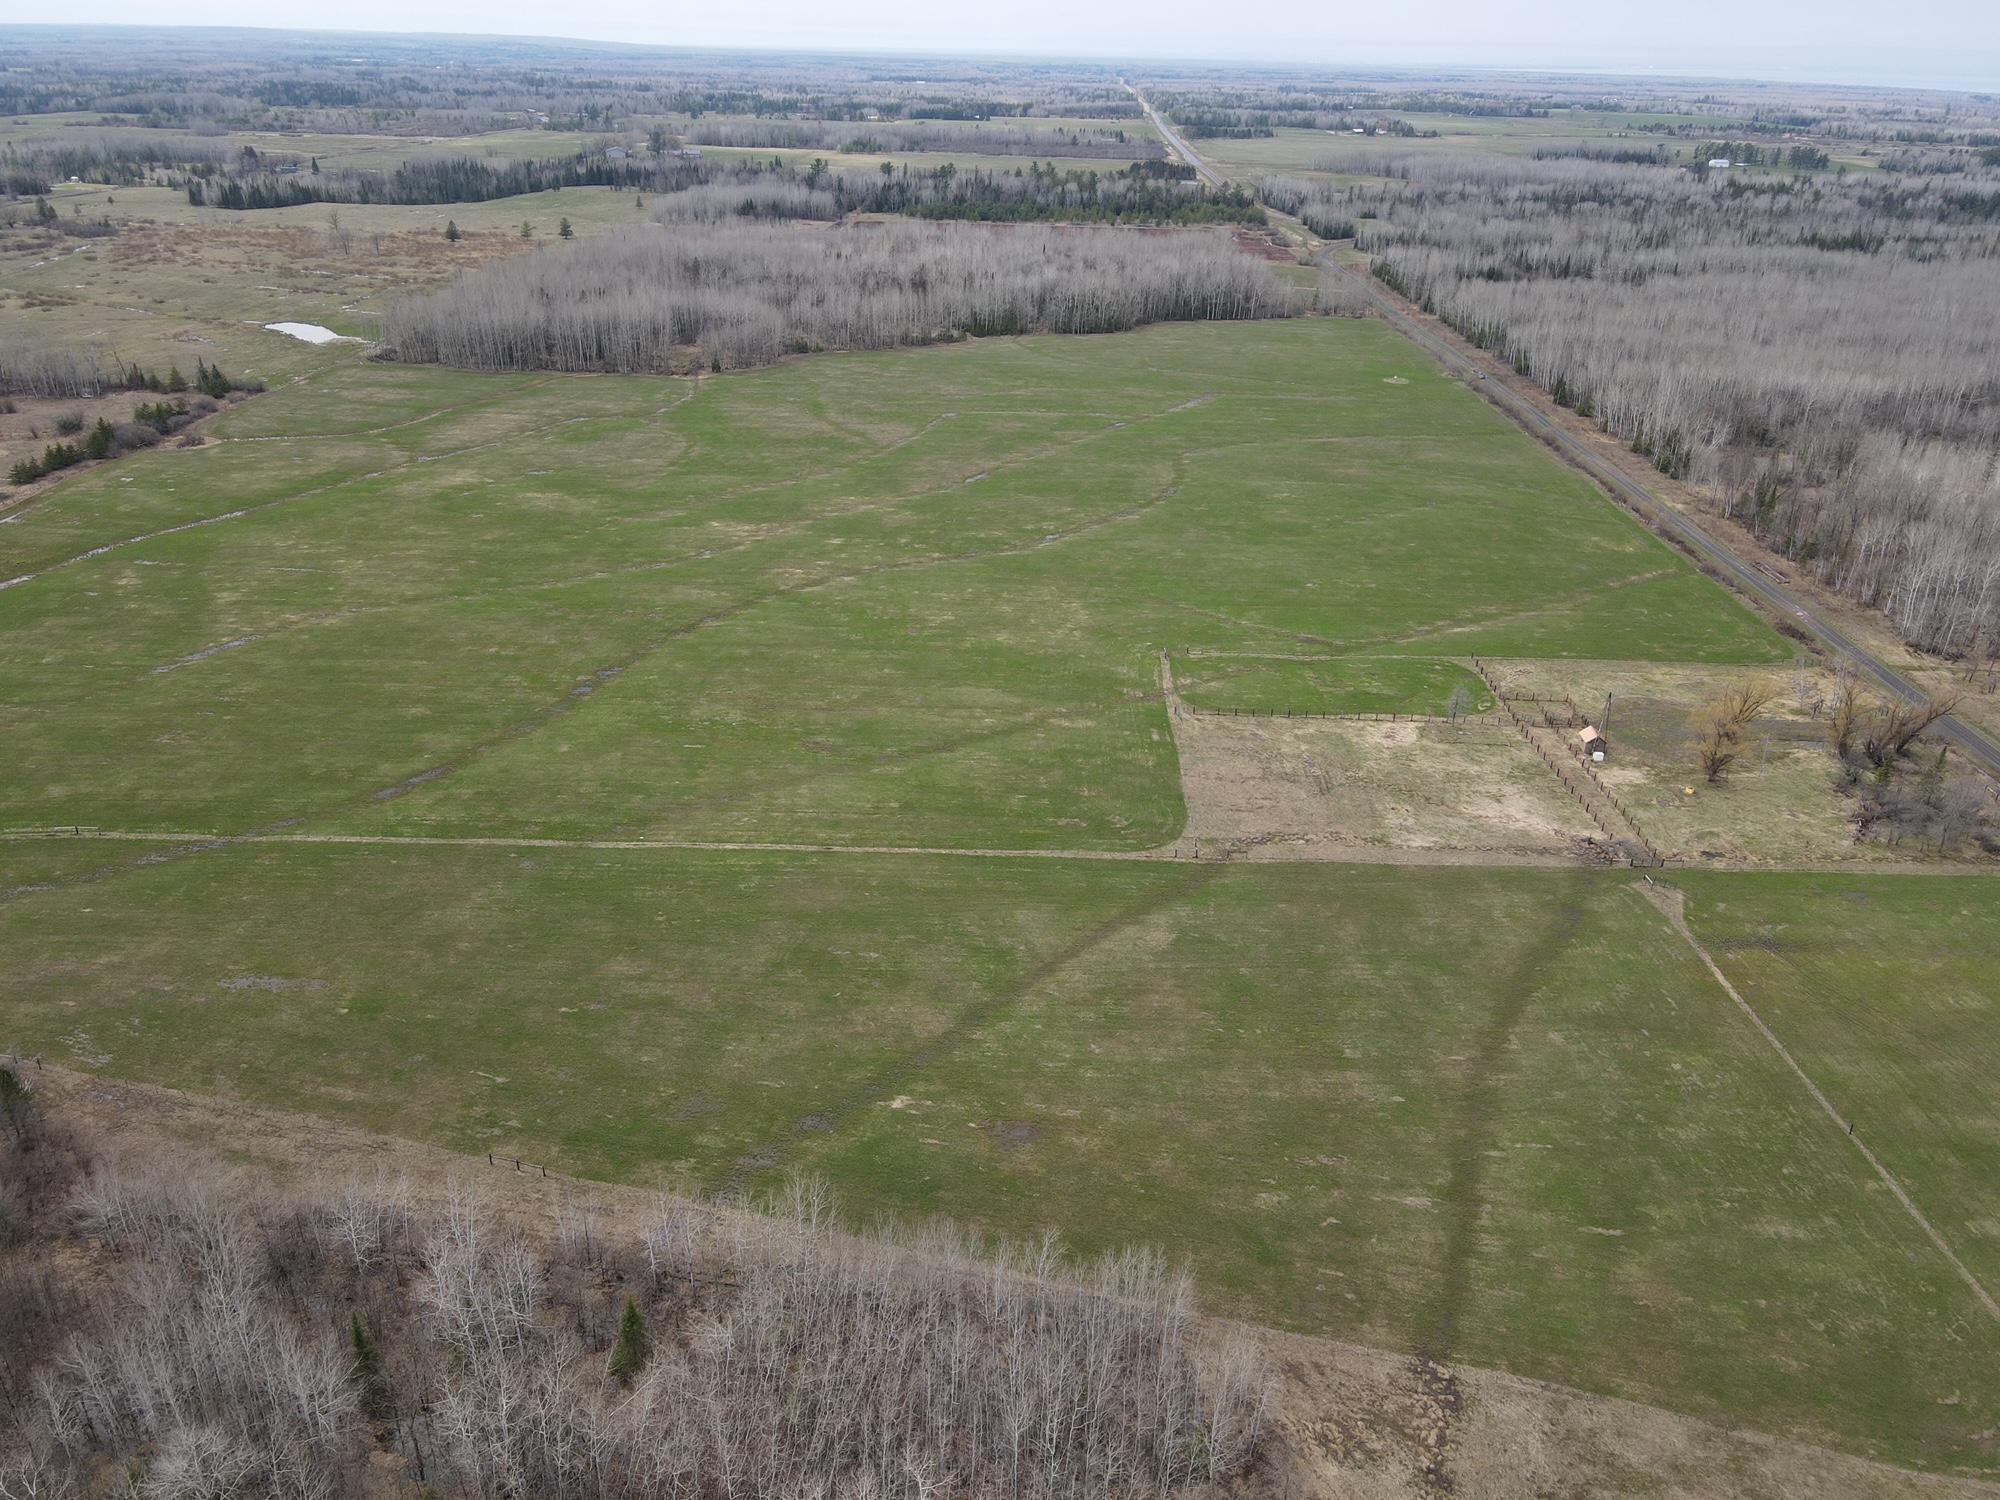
[151,635,263,675]
[373,765,452,800]
[983,1120,1044,1151]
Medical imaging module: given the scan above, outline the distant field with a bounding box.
[0,318,1783,844]
[1193,109,1759,181]
[4,842,1994,1470]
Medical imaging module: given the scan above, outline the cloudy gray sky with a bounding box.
[10,0,2000,90]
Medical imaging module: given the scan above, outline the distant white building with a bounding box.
[1707,157,1731,168]
[606,146,630,160]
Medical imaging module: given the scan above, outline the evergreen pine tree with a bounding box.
[606,1297,648,1384]
[0,1064,30,1138]
[557,217,574,239]
[444,220,461,242]
[349,1313,395,1421]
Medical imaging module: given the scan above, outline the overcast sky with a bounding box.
[9,0,2000,91]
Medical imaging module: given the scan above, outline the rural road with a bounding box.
[1124,81,1225,188]
[1122,84,2000,781]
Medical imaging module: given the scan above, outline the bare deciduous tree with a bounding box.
[1275,154,2000,658]
[4,1086,1268,1500]
[1690,678,1775,783]
[384,220,1301,375]
[1936,776,1989,851]
[1860,691,1961,770]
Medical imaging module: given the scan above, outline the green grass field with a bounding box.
[4,843,1995,1469]
[0,318,1782,846]
[1171,653,1494,716]
[6,315,1994,1475]
[1190,109,1763,181]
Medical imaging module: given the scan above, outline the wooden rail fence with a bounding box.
[1467,654,1675,867]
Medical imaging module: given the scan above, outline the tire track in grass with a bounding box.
[7,392,1215,899]
[3,378,701,591]
[1421,885,1587,1359]
[338,467,1189,816]
[1412,882,1587,1492]
[1643,880,2000,1324]
[715,859,1229,1195]
[1,406,570,593]
[48,394,1158,684]
[615,692,1170,838]
[0,467,1193,904]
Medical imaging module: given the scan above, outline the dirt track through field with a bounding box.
[1422,889,1587,1365]
[717,859,1227,1193]
[1642,881,2000,1323]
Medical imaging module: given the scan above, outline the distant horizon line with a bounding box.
[4,19,1996,96]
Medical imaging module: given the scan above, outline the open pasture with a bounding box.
[0,317,1783,846]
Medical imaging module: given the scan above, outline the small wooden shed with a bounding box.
[1578,725,1608,761]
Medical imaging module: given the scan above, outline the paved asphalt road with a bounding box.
[1123,84,2000,779]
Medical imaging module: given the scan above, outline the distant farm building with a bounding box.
[1579,726,1609,761]
[605,146,630,160]
[1707,157,1731,168]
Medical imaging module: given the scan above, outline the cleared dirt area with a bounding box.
[1265,1331,2000,1499]
[28,1064,1992,1500]
[1170,708,1604,862]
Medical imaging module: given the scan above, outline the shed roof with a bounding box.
[1579,725,1606,744]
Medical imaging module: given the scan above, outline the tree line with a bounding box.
[383,219,1302,374]
[187,152,1264,228]
[0,1076,1267,1500]
[184,152,711,209]
[1,132,229,194]
[1278,152,2000,659]
[0,32,1139,145]
[0,345,254,403]
[680,117,1164,160]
